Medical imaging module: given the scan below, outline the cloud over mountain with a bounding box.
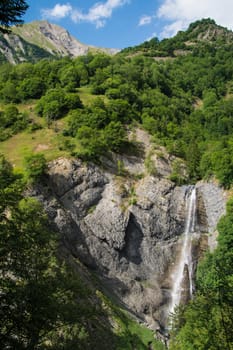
[41,0,130,28]
[41,4,72,20]
[157,0,233,37]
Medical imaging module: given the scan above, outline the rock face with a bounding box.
[31,155,226,330]
[196,181,227,250]
[14,21,90,58]
[0,21,118,64]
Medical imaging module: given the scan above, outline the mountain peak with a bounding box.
[184,18,233,43]
[0,20,117,64]
[12,20,90,57]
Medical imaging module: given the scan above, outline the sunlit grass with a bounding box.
[0,87,102,171]
[78,86,107,105]
[0,127,71,171]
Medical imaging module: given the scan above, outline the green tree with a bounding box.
[59,65,80,91]
[65,92,83,110]
[1,81,19,103]
[0,162,94,349]
[103,121,127,152]
[18,77,45,100]
[76,125,105,160]
[0,153,14,187]
[0,0,28,33]
[24,153,47,181]
[3,104,19,127]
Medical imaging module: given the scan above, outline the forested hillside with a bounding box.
[1,19,233,187]
[0,18,233,349]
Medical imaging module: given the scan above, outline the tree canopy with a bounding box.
[0,0,28,32]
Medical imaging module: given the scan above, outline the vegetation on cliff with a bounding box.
[0,16,233,349]
[0,155,163,349]
[0,19,233,186]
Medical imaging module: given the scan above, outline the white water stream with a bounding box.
[169,186,196,315]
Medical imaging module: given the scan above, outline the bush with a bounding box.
[24,153,47,180]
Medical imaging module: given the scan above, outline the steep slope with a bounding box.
[121,18,233,57]
[183,18,233,43]
[29,131,227,334]
[12,21,91,57]
[0,20,117,64]
[0,30,53,64]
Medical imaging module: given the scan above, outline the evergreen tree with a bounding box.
[0,0,28,33]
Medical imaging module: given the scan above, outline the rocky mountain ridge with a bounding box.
[1,18,232,64]
[0,20,117,64]
[185,18,233,43]
[121,18,233,58]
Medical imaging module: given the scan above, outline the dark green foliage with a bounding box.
[0,105,29,141]
[1,81,19,102]
[0,153,14,187]
[58,64,81,90]
[0,158,105,349]
[18,76,46,100]
[64,92,83,110]
[0,0,28,33]
[36,88,83,125]
[2,104,19,127]
[0,156,163,349]
[103,121,127,152]
[24,153,47,180]
[0,21,233,184]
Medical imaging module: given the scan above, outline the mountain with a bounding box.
[0,20,117,64]
[182,18,233,43]
[1,18,232,65]
[32,147,226,331]
[121,18,233,57]
[0,17,233,348]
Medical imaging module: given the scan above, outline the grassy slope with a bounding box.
[0,128,69,169]
[0,89,109,170]
[96,290,165,350]
[0,101,67,169]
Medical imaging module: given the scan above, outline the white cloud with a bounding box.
[41,0,130,28]
[159,20,186,38]
[156,0,233,37]
[138,15,152,26]
[72,0,130,28]
[41,3,72,20]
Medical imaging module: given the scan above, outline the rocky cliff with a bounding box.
[0,21,117,64]
[13,21,91,58]
[29,136,227,331]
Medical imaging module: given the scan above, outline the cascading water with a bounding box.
[169,186,197,315]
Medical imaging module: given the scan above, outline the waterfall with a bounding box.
[169,186,196,315]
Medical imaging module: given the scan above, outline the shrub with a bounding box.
[24,153,47,180]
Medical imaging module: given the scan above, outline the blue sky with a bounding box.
[23,0,233,49]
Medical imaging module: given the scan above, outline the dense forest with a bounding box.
[1,19,233,187]
[0,17,233,349]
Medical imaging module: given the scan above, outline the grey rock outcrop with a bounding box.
[196,181,227,251]
[0,21,118,64]
[31,155,226,329]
